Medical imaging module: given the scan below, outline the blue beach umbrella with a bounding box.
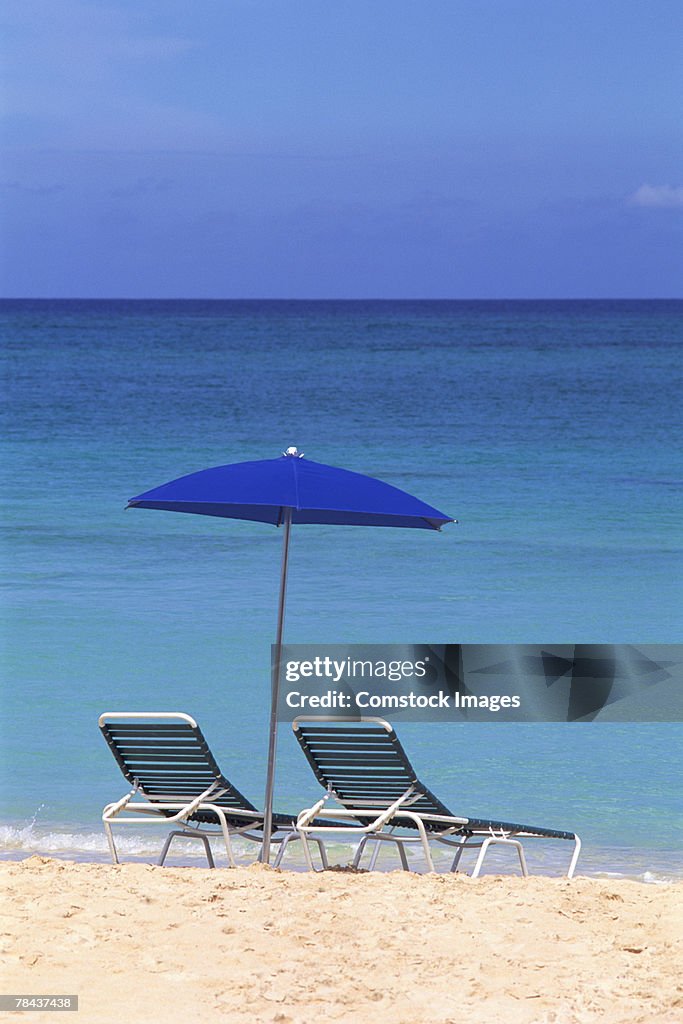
[128,447,455,862]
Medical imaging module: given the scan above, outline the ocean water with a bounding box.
[1,299,681,878]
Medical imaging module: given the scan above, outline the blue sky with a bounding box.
[1,0,681,298]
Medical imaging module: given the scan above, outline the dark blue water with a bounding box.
[1,300,681,876]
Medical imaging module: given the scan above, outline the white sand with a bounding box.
[2,858,682,1023]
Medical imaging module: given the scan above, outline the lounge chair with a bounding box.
[292,716,581,877]
[99,712,330,868]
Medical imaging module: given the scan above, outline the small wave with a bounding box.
[640,870,672,885]
[0,822,208,861]
[0,820,358,868]
[2,821,681,879]
[585,867,682,885]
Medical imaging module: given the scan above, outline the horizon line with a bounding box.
[1,296,681,303]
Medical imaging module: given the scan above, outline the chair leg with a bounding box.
[352,836,370,869]
[416,824,436,873]
[396,840,410,871]
[299,833,316,871]
[212,812,237,868]
[515,841,528,877]
[449,837,469,873]
[273,832,328,871]
[158,830,216,868]
[271,833,291,869]
[312,837,329,870]
[158,832,175,866]
[199,834,216,868]
[103,821,120,865]
[471,837,528,878]
[567,835,582,878]
[367,838,383,871]
[471,837,493,878]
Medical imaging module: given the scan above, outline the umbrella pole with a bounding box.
[261,506,293,863]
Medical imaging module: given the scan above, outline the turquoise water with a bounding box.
[1,300,681,877]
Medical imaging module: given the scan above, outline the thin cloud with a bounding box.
[628,184,683,209]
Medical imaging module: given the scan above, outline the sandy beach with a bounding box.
[1,858,681,1023]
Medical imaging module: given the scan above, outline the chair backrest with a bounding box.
[99,712,259,823]
[292,716,453,820]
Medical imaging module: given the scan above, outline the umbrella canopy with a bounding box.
[128,450,451,530]
[128,447,455,861]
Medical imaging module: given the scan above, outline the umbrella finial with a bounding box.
[283,446,304,458]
